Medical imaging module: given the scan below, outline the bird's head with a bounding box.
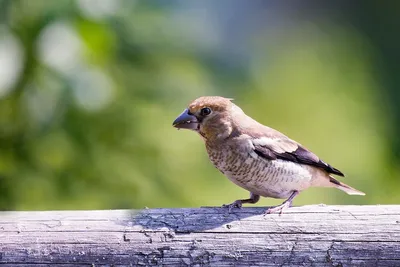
[173,96,240,141]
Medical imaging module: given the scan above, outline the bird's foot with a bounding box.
[264,190,298,216]
[264,201,292,215]
[222,200,242,212]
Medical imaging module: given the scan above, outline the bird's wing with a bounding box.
[251,137,344,177]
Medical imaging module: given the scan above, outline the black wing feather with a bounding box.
[254,145,277,160]
[254,144,344,177]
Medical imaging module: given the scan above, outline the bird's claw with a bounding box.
[264,201,291,216]
[222,200,242,212]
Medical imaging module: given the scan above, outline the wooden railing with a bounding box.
[1,205,399,266]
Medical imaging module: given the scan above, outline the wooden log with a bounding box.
[0,205,399,266]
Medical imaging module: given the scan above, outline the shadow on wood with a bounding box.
[1,205,400,266]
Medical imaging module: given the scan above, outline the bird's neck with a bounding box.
[200,120,233,144]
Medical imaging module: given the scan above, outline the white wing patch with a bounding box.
[247,139,259,159]
[252,137,298,153]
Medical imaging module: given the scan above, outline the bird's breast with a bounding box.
[206,144,314,199]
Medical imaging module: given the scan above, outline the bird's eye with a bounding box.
[200,107,211,116]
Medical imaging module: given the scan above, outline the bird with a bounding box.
[172,96,365,214]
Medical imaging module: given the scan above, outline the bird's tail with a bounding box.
[329,176,365,196]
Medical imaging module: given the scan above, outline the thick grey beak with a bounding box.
[172,108,199,130]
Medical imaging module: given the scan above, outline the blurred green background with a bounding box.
[0,0,399,211]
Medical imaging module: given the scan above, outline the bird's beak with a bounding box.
[173,108,199,130]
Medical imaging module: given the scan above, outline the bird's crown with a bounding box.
[188,96,234,114]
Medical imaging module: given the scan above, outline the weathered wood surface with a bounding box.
[0,205,399,266]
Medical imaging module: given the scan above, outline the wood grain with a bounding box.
[1,205,399,266]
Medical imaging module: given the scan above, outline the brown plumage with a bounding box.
[173,96,365,214]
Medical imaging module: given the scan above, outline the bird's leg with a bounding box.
[223,193,260,212]
[265,190,299,215]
